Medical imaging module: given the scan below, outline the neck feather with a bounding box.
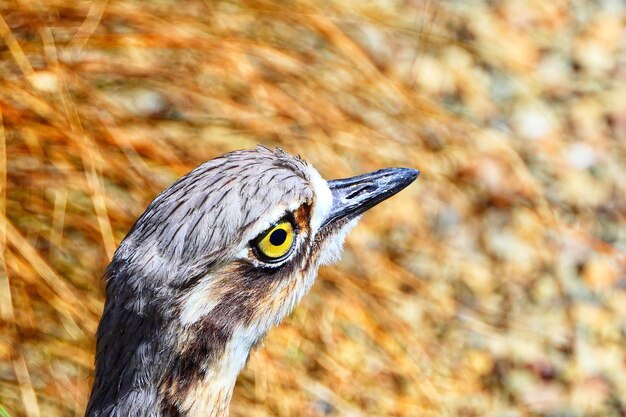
[85,264,252,417]
[165,337,251,417]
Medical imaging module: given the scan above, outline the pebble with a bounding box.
[512,102,556,140]
[564,142,596,170]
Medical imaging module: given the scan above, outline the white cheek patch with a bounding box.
[306,166,333,234]
[318,217,360,266]
[179,275,220,325]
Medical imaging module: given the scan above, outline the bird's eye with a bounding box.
[251,216,297,263]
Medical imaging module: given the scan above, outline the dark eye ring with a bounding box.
[250,213,298,263]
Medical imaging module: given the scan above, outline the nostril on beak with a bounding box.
[345,185,376,200]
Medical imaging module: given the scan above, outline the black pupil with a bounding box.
[269,229,287,246]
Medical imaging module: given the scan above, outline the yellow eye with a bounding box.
[252,217,297,263]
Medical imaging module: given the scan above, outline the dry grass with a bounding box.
[1,0,625,416]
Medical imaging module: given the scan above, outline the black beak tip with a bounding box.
[400,168,420,183]
[388,167,420,189]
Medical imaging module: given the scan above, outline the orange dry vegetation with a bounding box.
[1,1,625,416]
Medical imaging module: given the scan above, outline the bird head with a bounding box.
[88,146,419,416]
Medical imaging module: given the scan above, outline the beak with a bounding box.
[322,167,420,228]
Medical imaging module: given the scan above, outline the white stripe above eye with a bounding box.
[306,165,333,234]
[230,162,332,266]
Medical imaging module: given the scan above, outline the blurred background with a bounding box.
[1,0,625,416]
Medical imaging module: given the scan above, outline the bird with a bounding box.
[85,146,419,417]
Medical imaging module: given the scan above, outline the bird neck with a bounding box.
[88,320,249,417]
[164,337,251,417]
[85,263,254,417]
